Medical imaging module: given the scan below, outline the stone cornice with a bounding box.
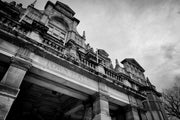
[92,92,110,102]
[11,57,32,71]
[0,83,19,98]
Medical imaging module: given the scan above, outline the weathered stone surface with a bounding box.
[0,95,14,120]
[1,57,31,88]
[1,66,26,88]
[93,113,111,120]
[0,0,169,120]
[125,106,140,120]
[93,93,111,120]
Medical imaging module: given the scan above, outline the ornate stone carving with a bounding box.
[64,40,80,63]
[98,49,109,58]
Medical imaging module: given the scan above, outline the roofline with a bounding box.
[121,58,145,72]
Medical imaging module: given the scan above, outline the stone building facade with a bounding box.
[0,1,168,120]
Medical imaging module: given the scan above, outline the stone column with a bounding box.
[0,57,31,120]
[92,93,111,120]
[125,105,140,120]
[139,109,148,120]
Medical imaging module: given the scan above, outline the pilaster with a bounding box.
[92,93,111,120]
[139,109,148,120]
[0,57,31,120]
[125,105,140,120]
[146,92,168,120]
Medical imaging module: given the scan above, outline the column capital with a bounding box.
[93,92,110,102]
[11,56,32,71]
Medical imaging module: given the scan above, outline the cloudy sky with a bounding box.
[6,0,180,91]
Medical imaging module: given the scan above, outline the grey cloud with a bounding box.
[175,75,180,83]
[161,44,176,60]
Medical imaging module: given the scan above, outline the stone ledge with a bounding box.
[0,83,19,98]
[11,56,32,71]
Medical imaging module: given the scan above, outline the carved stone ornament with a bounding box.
[98,49,109,57]
[64,40,80,62]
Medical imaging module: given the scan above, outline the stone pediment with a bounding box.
[55,1,75,16]
[121,58,145,72]
[45,1,75,18]
[98,49,109,58]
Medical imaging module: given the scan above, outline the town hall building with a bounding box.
[0,0,168,120]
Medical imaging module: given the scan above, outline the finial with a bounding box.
[115,59,120,66]
[83,31,86,39]
[17,3,23,8]
[115,59,120,72]
[9,1,16,6]
[30,0,37,7]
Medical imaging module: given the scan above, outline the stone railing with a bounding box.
[80,58,96,70]
[104,67,123,82]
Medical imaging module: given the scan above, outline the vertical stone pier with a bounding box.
[92,93,111,120]
[92,82,111,120]
[0,57,31,120]
[125,105,140,120]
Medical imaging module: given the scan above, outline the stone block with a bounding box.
[0,95,14,120]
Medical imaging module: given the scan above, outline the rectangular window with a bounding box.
[47,23,66,41]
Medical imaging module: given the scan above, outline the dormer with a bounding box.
[121,58,145,73]
[47,16,69,43]
[43,1,84,46]
[121,58,145,81]
[97,49,113,69]
[44,1,79,26]
[44,1,75,18]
